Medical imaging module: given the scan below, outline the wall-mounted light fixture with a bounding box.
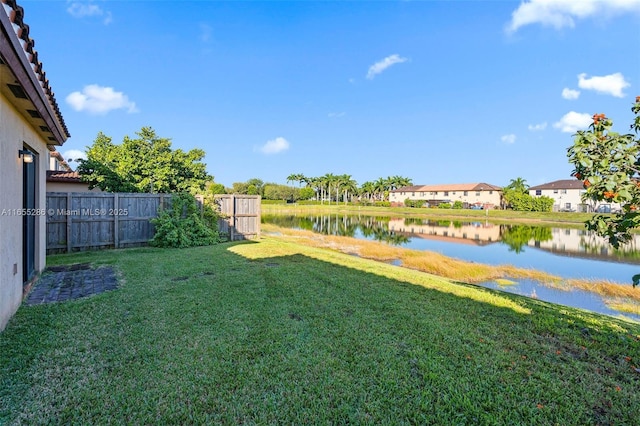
[18,149,34,163]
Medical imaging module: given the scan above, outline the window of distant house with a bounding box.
[489,191,493,194]
[444,191,449,196]
[535,190,542,195]
[412,192,415,196]
[420,192,425,197]
[475,192,481,196]
[565,203,571,209]
[463,191,468,196]
[561,189,567,194]
[554,189,558,193]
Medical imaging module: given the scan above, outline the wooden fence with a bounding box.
[214,194,261,241]
[46,192,169,254]
[46,192,262,253]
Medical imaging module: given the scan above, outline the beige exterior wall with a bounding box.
[390,188,502,207]
[46,182,101,193]
[0,95,49,331]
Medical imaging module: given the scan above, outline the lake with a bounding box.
[263,213,640,320]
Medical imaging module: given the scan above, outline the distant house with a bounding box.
[528,179,619,213]
[389,183,502,208]
[48,150,72,172]
[1,1,70,330]
[46,170,101,193]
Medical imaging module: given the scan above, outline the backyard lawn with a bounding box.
[1,238,639,424]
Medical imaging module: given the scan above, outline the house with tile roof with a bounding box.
[528,179,620,213]
[1,0,70,330]
[389,183,502,208]
[46,170,102,193]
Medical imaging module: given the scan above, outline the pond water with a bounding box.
[263,213,640,321]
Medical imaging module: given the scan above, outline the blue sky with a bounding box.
[21,0,640,188]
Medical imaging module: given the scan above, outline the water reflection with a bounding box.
[263,213,640,320]
[263,214,640,265]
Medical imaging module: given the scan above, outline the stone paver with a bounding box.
[26,263,118,305]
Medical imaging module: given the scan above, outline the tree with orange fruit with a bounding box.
[567,96,640,284]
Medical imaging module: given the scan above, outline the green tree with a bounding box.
[503,177,530,210]
[231,182,249,194]
[206,182,226,195]
[299,187,315,200]
[246,178,264,196]
[505,177,529,193]
[567,97,640,251]
[78,127,211,193]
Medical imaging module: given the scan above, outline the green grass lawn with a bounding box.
[1,238,640,424]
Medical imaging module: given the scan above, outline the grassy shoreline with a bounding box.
[1,240,640,423]
[262,224,640,314]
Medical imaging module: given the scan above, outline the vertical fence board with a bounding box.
[47,192,260,253]
[214,195,261,241]
[46,193,171,254]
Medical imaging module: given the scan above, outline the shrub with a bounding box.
[404,199,427,208]
[453,201,463,209]
[150,193,220,248]
[374,201,391,207]
[438,203,452,209]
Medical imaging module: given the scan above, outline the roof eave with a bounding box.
[0,1,69,145]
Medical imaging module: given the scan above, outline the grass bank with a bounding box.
[1,239,640,424]
[264,224,640,311]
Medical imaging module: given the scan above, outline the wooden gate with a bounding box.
[214,195,261,241]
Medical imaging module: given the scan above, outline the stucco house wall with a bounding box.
[390,183,502,207]
[0,95,49,329]
[1,0,70,331]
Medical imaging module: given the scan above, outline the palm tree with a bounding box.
[306,176,320,201]
[323,173,337,204]
[506,177,528,193]
[286,173,306,188]
[338,174,357,204]
[374,177,391,201]
[360,181,375,202]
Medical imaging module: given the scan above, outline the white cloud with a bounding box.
[366,54,408,80]
[528,122,548,131]
[259,137,290,155]
[506,0,640,33]
[562,88,580,100]
[501,134,517,144]
[577,72,630,97]
[62,149,87,163]
[65,84,138,115]
[67,1,112,25]
[328,112,346,118]
[553,111,592,133]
